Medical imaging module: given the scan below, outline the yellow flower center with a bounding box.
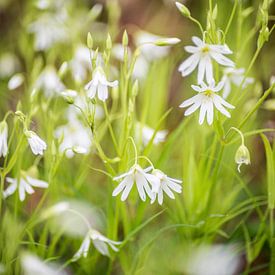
[203,89,213,97]
[201,46,209,53]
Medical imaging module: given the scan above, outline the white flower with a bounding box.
[112,164,157,201]
[136,122,168,146]
[184,244,240,275]
[8,73,24,90]
[73,229,121,260]
[179,81,235,125]
[25,130,47,155]
[150,169,182,205]
[21,253,67,275]
[0,52,20,78]
[3,175,48,201]
[54,110,92,158]
[35,66,65,97]
[0,120,8,157]
[178,36,234,84]
[85,67,118,101]
[222,68,254,98]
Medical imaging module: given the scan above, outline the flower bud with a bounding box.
[15,110,26,122]
[175,2,191,17]
[122,30,128,47]
[61,90,77,104]
[235,144,250,173]
[87,32,93,49]
[58,62,68,78]
[154,37,181,46]
[106,33,112,50]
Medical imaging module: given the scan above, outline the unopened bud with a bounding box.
[235,144,250,173]
[122,30,129,47]
[61,90,77,104]
[106,33,112,50]
[154,37,181,46]
[175,2,191,17]
[87,32,93,49]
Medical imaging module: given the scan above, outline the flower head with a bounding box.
[3,174,48,201]
[222,68,254,98]
[25,130,47,156]
[235,144,250,173]
[85,67,118,102]
[112,164,156,201]
[73,229,121,260]
[0,120,8,157]
[179,81,235,125]
[179,36,234,84]
[150,169,182,205]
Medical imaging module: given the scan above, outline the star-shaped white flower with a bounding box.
[179,36,234,84]
[179,81,235,125]
[85,67,118,102]
[25,130,47,156]
[72,229,121,260]
[221,68,254,99]
[150,169,182,205]
[3,175,48,201]
[112,164,157,201]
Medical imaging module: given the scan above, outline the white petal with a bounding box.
[223,80,231,99]
[93,239,109,256]
[179,94,200,108]
[184,45,199,53]
[206,101,214,125]
[3,180,17,199]
[191,85,202,92]
[157,188,164,205]
[197,57,207,84]
[184,100,201,116]
[112,175,132,197]
[19,181,26,201]
[161,182,175,199]
[199,102,208,125]
[135,173,147,201]
[121,177,134,201]
[105,80,118,88]
[27,176,49,188]
[213,95,231,117]
[213,80,225,92]
[97,84,108,101]
[192,36,204,47]
[178,54,200,76]
[210,52,235,67]
[166,179,182,193]
[87,84,97,99]
[205,57,214,84]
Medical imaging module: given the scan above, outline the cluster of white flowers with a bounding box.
[112,164,182,205]
[178,35,253,125]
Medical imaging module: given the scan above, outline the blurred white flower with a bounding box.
[0,120,8,157]
[222,68,254,98]
[28,13,68,51]
[73,229,121,260]
[150,169,182,205]
[133,55,149,80]
[85,67,118,101]
[0,53,20,78]
[136,122,168,146]
[54,110,92,158]
[21,253,67,275]
[184,245,240,275]
[112,165,157,201]
[112,43,131,62]
[8,73,24,90]
[3,175,48,201]
[35,66,65,97]
[25,130,47,155]
[179,81,235,125]
[179,36,234,84]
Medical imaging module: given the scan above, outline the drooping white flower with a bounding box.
[21,253,68,275]
[179,81,235,125]
[28,13,68,51]
[150,169,182,205]
[85,67,118,101]
[54,110,92,158]
[184,244,240,275]
[235,144,250,173]
[179,36,234,84]
[25,130,47,156]
[8,73,24,90]
[3,175,48,201]
[0,120,8,157]
[73,229,121,260]
[222,68,254,98]
[136,122,168,146]
[112,165,157,201]
[35,66,65,97]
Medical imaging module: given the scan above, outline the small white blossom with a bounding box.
[73,229,121,260]
[150,169,182,205]
[0,120,8,157]
[179,81,235,125]
[136,122,168,146]
[25,130,47,156]
[85,67,118,101]
[179,36,234,84]
[222,68,254,98]
[8,73,24,90]
[35,66,65,97]
[112,165,157,201]
[21,253,67,275]
[3,175,48,201]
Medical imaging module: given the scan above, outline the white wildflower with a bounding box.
[25,130,47,156]
[179,81,235,125]
[136,122,168,146]
[112,164,156,201]
[150,169,182,205]
[179,36,234,84]
[3,175,48,201]
[8,73,24,90]
[73,229,121,260]
[0,53,20,78]
[85,66,118,101]
[222,68,254,98]
[0,120,8,157]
